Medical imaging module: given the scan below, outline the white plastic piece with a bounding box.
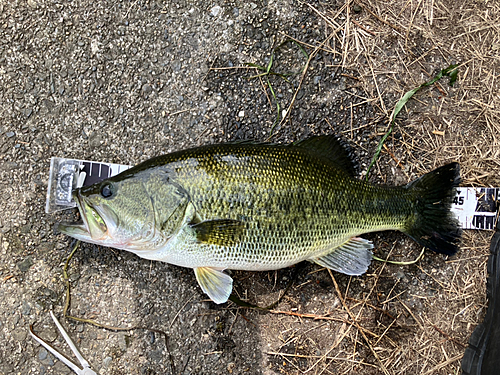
[46,157,131,213]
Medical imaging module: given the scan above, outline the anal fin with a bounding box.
[194,267,233,304]
[312,237,374,276]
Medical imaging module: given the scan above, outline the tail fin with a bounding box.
[404,163,461,256]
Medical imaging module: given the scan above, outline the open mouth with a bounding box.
[57,191,108,241]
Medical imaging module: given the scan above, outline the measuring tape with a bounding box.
[451,187,499,230]
[45,157,499,230]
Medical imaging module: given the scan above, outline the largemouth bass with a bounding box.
[59,136,461,304]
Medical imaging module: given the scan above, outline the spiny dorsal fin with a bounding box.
[190,219,245,246]
[293,135,357,177]
[312,237,373,275]
[194,267,233,304]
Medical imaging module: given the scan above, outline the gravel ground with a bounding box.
[0,0,487,374]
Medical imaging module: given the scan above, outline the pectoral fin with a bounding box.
[194,267,233,304]
[190,219,245,246]
[312,237,374,276]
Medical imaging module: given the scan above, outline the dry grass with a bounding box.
[264,0,499,373]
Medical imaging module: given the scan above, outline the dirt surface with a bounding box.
[1,0,499,374]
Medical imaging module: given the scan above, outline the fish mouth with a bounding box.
[58,191,108,241]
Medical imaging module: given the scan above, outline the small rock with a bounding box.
[103,356,112,368]
[12,328,27,342]
[22,300,31,316]
[24,108,33,118]
[5,131,15,138]
[141,83,152,97]
[149,349,163,362]
[210,5,222,17]
[38,348,48,361]
[238,110,244,118]
[395,270,406,280]
[118,334,127,351]
[88,132,102,148]
[352,4,362,13]
[17,256,34,272]
[20,224,32,234]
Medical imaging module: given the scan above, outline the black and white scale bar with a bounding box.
[451,187,499,230]
[79,161,131,186]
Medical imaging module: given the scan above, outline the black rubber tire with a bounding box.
[461,218,500,375]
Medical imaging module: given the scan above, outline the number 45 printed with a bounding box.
[451,188,499,230]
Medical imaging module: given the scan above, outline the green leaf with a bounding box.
[266,54,274,74]
[365,64,459,180]
[267,77,281,136]
[449,68,458,86]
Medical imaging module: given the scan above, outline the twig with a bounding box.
[351,19,376,36]
[169,108,195,116]
[279,32,340,55]
[269,310,379,338]
[372,246,425,265]
[421,354,463,375]
[169,296,196,329]
[62,241,176,373]
[328,270,390,375]
[397,296,424,330]
[267,352,379,368]
[272,35,332,137]
[361,4,405,35]
[303,322,353,373]
[431,324,467,349]
[383,144,404,167]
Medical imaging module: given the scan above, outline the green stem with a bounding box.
[365,64,458,180]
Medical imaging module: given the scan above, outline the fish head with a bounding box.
[58,170,193,252]
[58,175,158,249]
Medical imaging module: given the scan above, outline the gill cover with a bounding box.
[60,169,193,250]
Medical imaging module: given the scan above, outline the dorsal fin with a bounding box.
[293,135,358,177]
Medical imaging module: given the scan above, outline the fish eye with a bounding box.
[100,182,115,199]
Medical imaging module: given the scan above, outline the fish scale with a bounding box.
[173,150,407,269]
[147,146,376,262]
[58,136,461,304]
